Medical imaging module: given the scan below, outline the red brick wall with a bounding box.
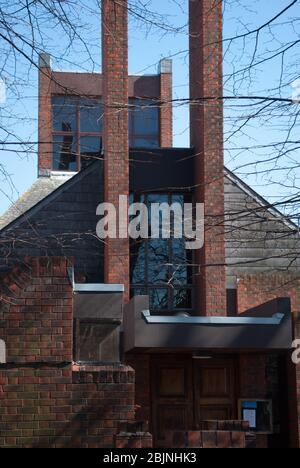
[0,258,136,448]
[38,63,53,172]
[102,0,130,299]
[0,257,73,363]
[159,63,173,147]
[189,0,226,316]
[238,354,269,448]
[0,365,135,448]
[237,273,300,448]
[126,354,151,425]
[115,432,153,448]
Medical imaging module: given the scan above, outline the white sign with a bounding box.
[243,409,256,429]
[0,339,6,363]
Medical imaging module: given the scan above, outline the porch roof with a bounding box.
[123,296,293,353]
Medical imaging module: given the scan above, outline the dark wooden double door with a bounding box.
[151,355,237,446]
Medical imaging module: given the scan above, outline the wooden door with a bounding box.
[193,357,236,426]
[151,356,193,447]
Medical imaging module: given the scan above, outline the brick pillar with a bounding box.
[239,354,269,448]
[189,0,226,316]
[288,312,300,447]
[159,59,173,147]
[102,0,129,298]
[126,354,151,425]
[38,53,53,175]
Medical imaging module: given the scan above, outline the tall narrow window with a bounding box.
[130,193,194,314]
[129,98,159,148]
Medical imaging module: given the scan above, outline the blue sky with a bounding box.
[0,0,300,217]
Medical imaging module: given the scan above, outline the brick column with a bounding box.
[288,313,300,447]
[38,53,53,175]
[239,354,269,448]
[102,0,129,298]
[189,0,226,316]
[159,59,173,147]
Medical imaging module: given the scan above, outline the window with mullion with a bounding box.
[130,193,194,314]
[52,96,103,171]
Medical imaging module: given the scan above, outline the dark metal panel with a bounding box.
[124,296,293,352]
[129,148,194,192]
[74,293,123,320]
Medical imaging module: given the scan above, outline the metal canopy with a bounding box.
[141,310,285,326]
[124,296,293,352]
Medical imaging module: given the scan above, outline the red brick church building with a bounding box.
[0,0,300,448]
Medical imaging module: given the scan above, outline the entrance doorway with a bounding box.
[151,355,237,446]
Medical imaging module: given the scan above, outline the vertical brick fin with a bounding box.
[102,0,129,299]
[237,273,300,448]
[159,59,173,147]
[189,0,226,316]
[38,54,53,173]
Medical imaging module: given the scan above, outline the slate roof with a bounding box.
[0,150,299,278]
[0,174,74,231]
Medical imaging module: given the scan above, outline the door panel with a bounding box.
[194,358,236,426]
[159,367,186,397]
[151,356,237,446]
[200,367,230,397]
[199,406,232,421]
[157,405,189,439]
[151,356,193,447]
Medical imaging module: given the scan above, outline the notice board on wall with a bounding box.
[238,399,273,434]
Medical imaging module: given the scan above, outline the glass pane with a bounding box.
[173,289,192,309]
[148,194,169,205]
[130,239,146,284]
[171,238,193,284]
[80,136,102,168]
[80,98,103,133]
[148,238,169,284]
[53,135,77,171]
[148,193,169,227]
[52,96,77,132]
[130,137,159,148]
[130,99,159,134]
[78,322,119,362]
[171,194,185,207]
[149,288,168,310]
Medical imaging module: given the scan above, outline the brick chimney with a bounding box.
[38,53,52,176]
[159,58,173,147]
[189,0,226,316]
[102,0,129,297]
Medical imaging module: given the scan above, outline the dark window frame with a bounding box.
[130,191,195,315]
[51,95,161,171]
[52,95,103,172]
[128,97,160,148]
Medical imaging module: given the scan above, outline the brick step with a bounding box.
[118,420,149,433]
[200,420,250,432]
[164,430,248,449]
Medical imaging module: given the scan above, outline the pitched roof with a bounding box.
[0,157,295,233]
[0,174,74,231]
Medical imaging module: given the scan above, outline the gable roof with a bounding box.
[0,158,296,234]
[0,164,98,232]
[224,168,297,231]
[0,175,72,231]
